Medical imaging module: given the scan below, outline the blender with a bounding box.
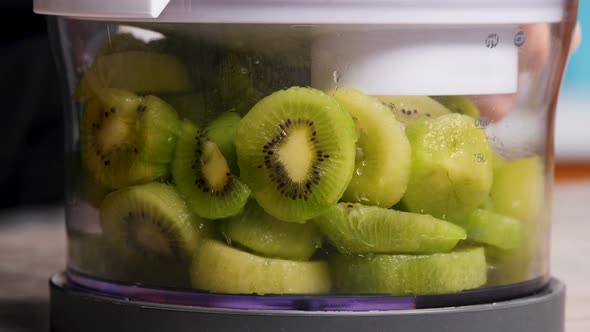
[34,0,579,331]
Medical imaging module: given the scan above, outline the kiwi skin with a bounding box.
[235,87,357,223]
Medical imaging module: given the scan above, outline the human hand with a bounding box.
[469,22,582,122]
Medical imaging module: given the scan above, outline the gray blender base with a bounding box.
[50,274,565,332]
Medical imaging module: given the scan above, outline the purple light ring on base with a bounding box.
[65,270,416,311]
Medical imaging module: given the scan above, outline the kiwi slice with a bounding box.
[191,240,331,294]
[163,93,219,125]
[173,120,251,219]
[204,111,241,175]
[492,152,508,170]
[100,182,211,264]
[215,53,269,116]
[491,156,544,223]
[314,203,466,255]
[329,88,411,208]
[80,90,180,189]
[431,95,480,119]
[376,96,452,125]
[82,51,192,97]
[235,87,357,223]
[330,247,486,295]
[463,209,522,251]
[401,114,493,221]
[68,231,191,288]
[221,200,323,261]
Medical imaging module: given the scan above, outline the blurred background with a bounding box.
[0,0,588,331]
[555,0,590,170]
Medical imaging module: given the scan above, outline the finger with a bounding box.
[467,93,518,122]
[518,24,551,72]
[571,22,582,52]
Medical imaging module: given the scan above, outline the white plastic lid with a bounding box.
[311,26,519,96]
[34,0,567,24]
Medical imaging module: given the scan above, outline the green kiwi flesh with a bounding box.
[80,90,180,189]
[431,95,480,119]
[491,156,544,223]
[402,114,493,221]
[376,96,452,125]
[235,87,357,223]
[191,240,331,295]
[221,200,323,261]
[100,182,210,263]
[329,88,411,208]
[205,111,241,175]
[314,203,466,255]
[173,120,251,219]
[463,209,522,251]
[82,51,192,96]
[329,247,486,295]
[215,53,269,116]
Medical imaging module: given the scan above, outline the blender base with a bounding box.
[50,273,565,332]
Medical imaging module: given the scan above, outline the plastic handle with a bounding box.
[34,0,171,19]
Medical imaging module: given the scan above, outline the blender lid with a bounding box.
[34,0,567,23]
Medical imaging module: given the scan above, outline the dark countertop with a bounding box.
[0,182,589,332]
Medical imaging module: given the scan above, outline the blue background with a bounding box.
[563,0,589,89]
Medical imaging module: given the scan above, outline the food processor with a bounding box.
[34,0,579,331]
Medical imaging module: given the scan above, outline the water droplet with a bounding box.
[239,67,249,75]
[333,70,340,85]
[355,168,363,176]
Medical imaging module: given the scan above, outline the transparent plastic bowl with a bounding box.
[45,2,578,310]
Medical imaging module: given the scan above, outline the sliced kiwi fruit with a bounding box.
[81,51,192,97]
[215,53,269,116]
[376,96,452,125]
[492,152,508,170]
[314,203,466,255]
[235,87,357,223]
[68,231,191,288]
[173,120,250,219]
[221,200,323,261]
[463,209,522,251]
[329,88,411,208]
[479,196,495,211]
[191,240,331,295]
[163,93,219,126]
[100,182,211,264]
[80,89,180,189]
[204,111,241,175]
[431,95,480,119]
[330,247,486,295]
[401,114,493,221]
[491,156,544,223]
